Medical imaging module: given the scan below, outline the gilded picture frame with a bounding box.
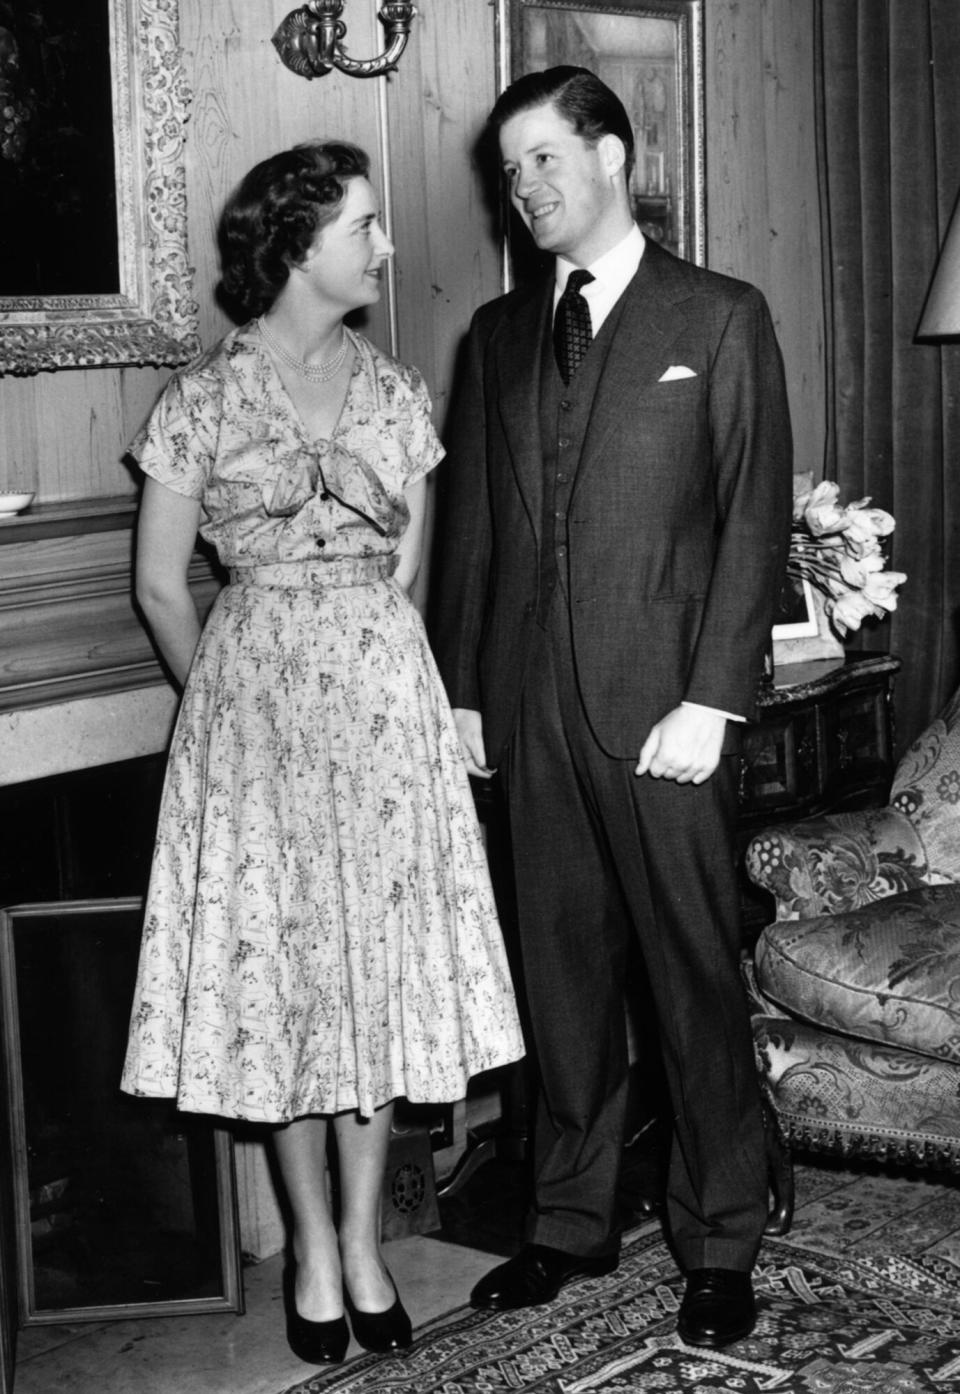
[497,0,706,268]
[0,0,200,376]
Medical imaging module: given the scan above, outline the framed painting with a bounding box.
[497,0,705,268]
[0,899,243,1325]
[0,0,200,376]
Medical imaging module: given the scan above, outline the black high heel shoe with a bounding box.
[284,1268,350,1365]
[344,1273,413,1353]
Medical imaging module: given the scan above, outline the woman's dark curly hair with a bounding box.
[218,141,370,318]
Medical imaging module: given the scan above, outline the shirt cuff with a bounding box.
[681,700,745,724]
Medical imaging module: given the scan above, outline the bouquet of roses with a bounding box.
[788,481,907,637]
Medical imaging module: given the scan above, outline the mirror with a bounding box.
[500,0,705,266]
[0,0,199,376]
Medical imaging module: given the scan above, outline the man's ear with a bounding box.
[597,133,627,180]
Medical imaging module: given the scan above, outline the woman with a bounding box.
[121,141,524,1366]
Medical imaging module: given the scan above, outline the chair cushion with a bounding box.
[754,883,960,1062]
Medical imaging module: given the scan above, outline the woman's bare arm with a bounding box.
[136,476,204,688]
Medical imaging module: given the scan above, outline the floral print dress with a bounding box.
[121,323,524,1122]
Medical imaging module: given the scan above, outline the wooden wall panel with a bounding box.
[0,0,392,513]
[705,0,823,482]
[183,0,389,352]
[376,0,504,611]
[382,0,502,422]
[760,0,824,483]
[0,0,824,504]
[0,356,167,505]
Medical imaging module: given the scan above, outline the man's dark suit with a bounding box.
[434,236,793,1271]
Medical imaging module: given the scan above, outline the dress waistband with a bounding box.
[228,555,398,589]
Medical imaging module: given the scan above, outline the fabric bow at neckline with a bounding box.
[262,439,398,538]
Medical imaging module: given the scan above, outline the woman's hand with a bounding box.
[453,708,495,778]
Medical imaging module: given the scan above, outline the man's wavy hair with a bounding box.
[488,67,635,184]
[218,141,370,319]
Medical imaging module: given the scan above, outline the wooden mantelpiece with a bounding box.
[0,498,221,714]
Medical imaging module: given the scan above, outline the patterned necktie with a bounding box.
[553,269,595,384]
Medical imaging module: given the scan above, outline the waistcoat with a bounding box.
[536,293,630,625]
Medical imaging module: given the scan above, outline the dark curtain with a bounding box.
[816,0,960,752]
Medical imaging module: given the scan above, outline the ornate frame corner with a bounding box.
[0,0,200,376]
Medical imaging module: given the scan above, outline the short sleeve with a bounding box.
[128,368,220,500]
[401,369,445,488]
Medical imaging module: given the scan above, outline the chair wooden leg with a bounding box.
[762,1098,795,1235]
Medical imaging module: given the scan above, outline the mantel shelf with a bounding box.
[0,496,137,545]
[0,496,221,714]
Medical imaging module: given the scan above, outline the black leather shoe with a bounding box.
[284,1267,350,1365]
[470,1243,619,1311]
[287,1309,350,1365]
[345,1275,412,1353]
[677,1268,756,1348]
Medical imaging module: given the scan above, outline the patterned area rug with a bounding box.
[785,1161,960,1292]
[280,1216,960,1394]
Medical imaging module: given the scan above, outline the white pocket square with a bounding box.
[659,365,697,381]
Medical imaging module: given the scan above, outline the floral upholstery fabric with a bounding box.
[745,807,930,921]
[746,685,960,922]
[744,684,960,1177]
[890,684,960,883]
[754,883,960,1062]
[743,961,960,1168]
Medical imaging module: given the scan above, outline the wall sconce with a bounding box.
[273,1,417,80]
[917,194,960,338]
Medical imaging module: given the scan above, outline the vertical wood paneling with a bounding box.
[0,377,41,494]
[183,0,389,351]
[0,359,161,503]
[706,0,823,481]
[0,0,824,502]
[706,0,770,281]
[374,0,503,611]
[761,0,824,483]
[381,0,502,420]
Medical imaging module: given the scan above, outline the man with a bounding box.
[433,67,792,1348]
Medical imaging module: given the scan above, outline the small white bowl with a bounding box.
[0,491,35,518]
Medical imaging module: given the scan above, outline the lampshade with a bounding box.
[918,197,960,337]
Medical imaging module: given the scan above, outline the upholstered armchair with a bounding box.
[742,682,960,1233]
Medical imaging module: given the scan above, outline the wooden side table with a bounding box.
[737,653,901,938]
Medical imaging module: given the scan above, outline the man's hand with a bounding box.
[636,705,727,785]
[453,708,495,779]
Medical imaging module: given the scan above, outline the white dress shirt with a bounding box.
[554,223,645,332]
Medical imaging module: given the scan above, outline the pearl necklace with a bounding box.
[258,317,351,383]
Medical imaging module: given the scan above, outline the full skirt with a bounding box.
[121,575,524,1122]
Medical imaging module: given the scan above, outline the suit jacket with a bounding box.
[433,238,794,768]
